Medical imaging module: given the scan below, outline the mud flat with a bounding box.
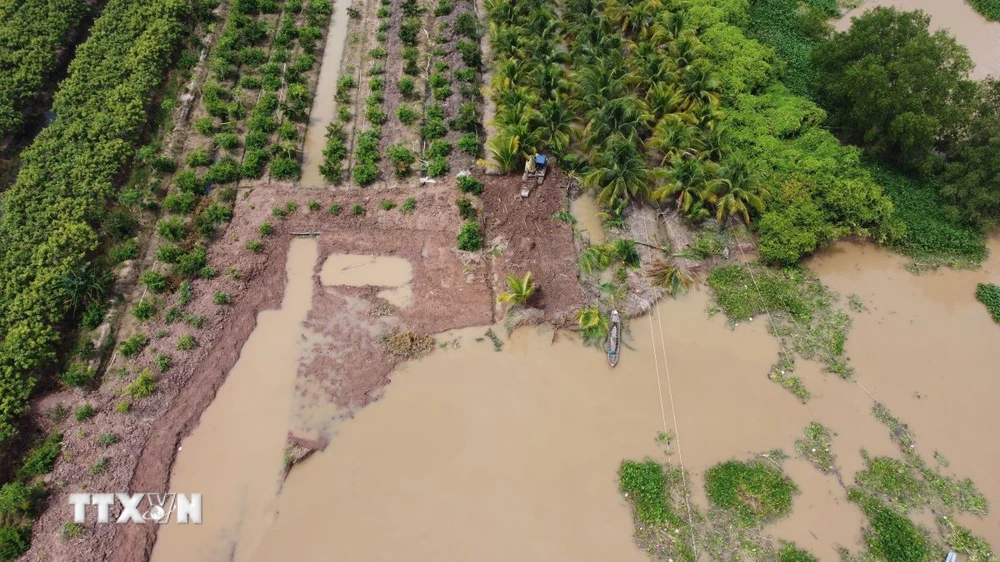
[837,0,1000,80]
[150,238,318,562]
[809,236,1000,543]
[300,0,352,187]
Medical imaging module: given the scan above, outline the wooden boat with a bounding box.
[607,310,621,367]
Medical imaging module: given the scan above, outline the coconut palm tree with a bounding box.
[647,259,696,296]
[498,271,536,305]
[582,134,658,209]
[576,306,610,343]
[487,133,521,173]
[715,158,767,225]
[584,95,652,149]
[538,96,574,154]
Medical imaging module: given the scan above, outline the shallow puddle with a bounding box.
[837,0,1000,80]
[150,239,318,562]
[570,192,607,246]
[318,253,413,287]
[300,0,352,187]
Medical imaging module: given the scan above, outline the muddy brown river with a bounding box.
[837,0,1000,80]
[151,231,1000,560]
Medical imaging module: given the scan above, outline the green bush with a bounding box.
[351,204,365,216]
[457,133,480,156]
[329,203,342,216]
[124,369,156,399]
[119,334,148,358]
[96,432,118,447]
[0,524,31,560]
[353,162,378,185]
[213,292,231,305]
[214,132,240,150]
[401,198,416,214]
[155,353,172,372]
[162,192,197,214]
[157,217,188,242]
[619,459,668,525]
[0,482,43,519]
[704,460,796,525]
[387,144,416,177]
[18,432,62,479]
[426,157,449,177]
[976,283,1000,324]
[397,105,418,125]
[456,198,476,220]
[246,240,263,253]
[175,170,205,194]
[185,147,212,167]
[141,271,168,294]
[269,157,301,180]
[61,363,97,388]
[176,334,196,351]
[132,299,156,321]
[457,221,483,251]
[967,0,1000,20]
[398,76,415,98]
[193,117,214,136]
[380,200,396,211]
[207,158,241,184]
[849,490,928,562]
[427,140,452,159]
[457,175,484,195]
[74,404,95,422]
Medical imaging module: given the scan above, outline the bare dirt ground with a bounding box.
[481,167,587,322]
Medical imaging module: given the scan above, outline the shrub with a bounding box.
[132,299,156,321]
[157,243,184,264]
[119,334,148,358]
[426,157,449,177]
[457,133,480,156]
[457,176,484,196]
[206,158,241,184]
[123,369,157,400]
[96,433,118,447]
[427,140,453,159]
[456,198,476,219]
[178,280,194,306]
[0,525,31,559]
[163,192,197,214]
[18,432,62,479]
[213,292,231,305]
[457,221,483,251]
[704,460,797,525]
[329,203,342,216]
[74,404,95,422]
[109,240,139,264]
[242,149,268,179]
[369,46,388,59]
[214,132,240,150]
[353,162,378,185]
[240,76,263,89]
[141,271,168,294]
[308,200,320,212]
[177,334,197,351]
[0,482,43,519]
[193,117,214,136]
[351,204,365,216]
[175,246,208,278]
[450,102,480,132]
[380,200,396,211]
[455,13,479,39]
[259,222,274,237]
[456,40,481,68]
[387,144,416,178]
[157,217,188,242]
[155,353,172,373]
[270,157,301,180]
[61,363,97,388]
[398,76,415,98]
[175,170,205,194]
[114,401,131,414]
[434,0,453,16]
[401,198,416,214]
[246,240,264,253]
[397,105,418,125]
[185,147,212,167]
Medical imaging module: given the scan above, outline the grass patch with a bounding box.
[619,459,669,525]
[855,452,928,512]
[794,422,836,474]
[975,283,1000,324]
[708,264,853,398]
[704,460,797,526]
[848,490,931,562]
[123,370,157,400]
[18,432,62,480]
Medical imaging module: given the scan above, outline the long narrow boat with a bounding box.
[607,310,621,367]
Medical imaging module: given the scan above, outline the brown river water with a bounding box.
[837,0,1000,80]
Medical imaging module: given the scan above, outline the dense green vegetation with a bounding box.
[704,459,797,525]
[0,0,91,138]
[487,0,898,265]
[966,0,1000,20]
[0,0,190,445]
[975,283,1000,323]
[745,0,836,96]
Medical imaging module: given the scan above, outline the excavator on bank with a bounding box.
[520,153,549,198]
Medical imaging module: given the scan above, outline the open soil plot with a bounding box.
[481,168,588,322]
[18,180,490,561]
